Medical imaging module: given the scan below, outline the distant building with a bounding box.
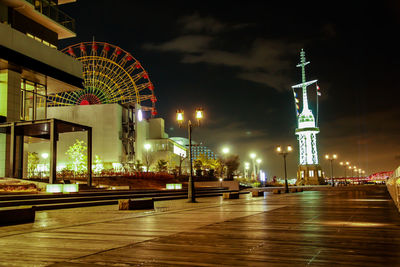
[169,137,216,161]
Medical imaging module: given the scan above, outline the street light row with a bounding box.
[324,154,366,186]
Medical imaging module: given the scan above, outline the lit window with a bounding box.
[309,170,314,177]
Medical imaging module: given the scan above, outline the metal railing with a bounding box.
[25,0,75,33]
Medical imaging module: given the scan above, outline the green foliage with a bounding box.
[27,152,39,177]
[65,139,87,172]
[93,155,103,174]
[134,160,143,171]
[156,159,168,172]
[225,155,240,179]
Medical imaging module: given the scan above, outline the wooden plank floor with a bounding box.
[0,185,399,266]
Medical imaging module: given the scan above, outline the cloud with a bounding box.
[143,15,301,91]
[178,14,226,34]
[142,35,212,53]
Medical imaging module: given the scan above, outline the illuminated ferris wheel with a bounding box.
[47,41,157,116]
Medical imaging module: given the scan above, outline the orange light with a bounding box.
[176,109,184,122]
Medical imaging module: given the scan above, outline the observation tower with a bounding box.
[292,49,324,185]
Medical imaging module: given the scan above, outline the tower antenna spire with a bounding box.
[292,49,323,186]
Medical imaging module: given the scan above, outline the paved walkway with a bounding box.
[0,186,399,266]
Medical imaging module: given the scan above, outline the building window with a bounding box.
[301,171,304,178]
[318,170,322,177]
[309,170,314,177]
[20,79,47,120]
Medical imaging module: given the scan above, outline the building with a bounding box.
[0,0,82,178]
[292,49,324,185]
[169,137,216,161]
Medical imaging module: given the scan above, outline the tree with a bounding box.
[225,155,240,179]
[156,159,168,172]
[143,151,154,172]
[177,153,187,176]
[134,160,143,172]
[93,155,103,174]
[27,152,39,178]
[65,139,87,173]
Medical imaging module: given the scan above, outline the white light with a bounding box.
[260,171,265,181]
[41,153,49,159]
[144,143,151,151]
[173,145,186,157]
[250,153,256,159]
[137,109,143,122]
[256,159,262,164]
[222,147,230,154]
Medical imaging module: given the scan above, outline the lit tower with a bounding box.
[292,49,324,185]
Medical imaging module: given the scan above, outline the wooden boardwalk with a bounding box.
[0,185,399,266]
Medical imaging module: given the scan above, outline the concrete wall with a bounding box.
[0,22,82,79]
[0,69,21,177]
[195,181,239,191]
[27,104,123,169]
[0,69,21,121]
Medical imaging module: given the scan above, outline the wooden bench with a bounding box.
[119,198,154,210]
[290,188,298,193]
[223,192,240,199]
[296,188,303,192]
[252,190,264,197]
[0,206,36,225]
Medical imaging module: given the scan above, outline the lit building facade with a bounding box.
[292,49,324,185]
[0,0,81,177]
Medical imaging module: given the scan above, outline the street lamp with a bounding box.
[250,153,256,180]
[176,108,204,203]
[339,161,350,177]
[276,145,292,193]
[144,143,151,172]
[325,154,337,187]
[244,162,250,179]
[256,158,262,180]
[221,147,230,178]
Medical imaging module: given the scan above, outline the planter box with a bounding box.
[119,198,154,210]
[252,190,264,197]
[223,192,239,199]
[0,206,35,225]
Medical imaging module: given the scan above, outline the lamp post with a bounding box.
[221,147,230,178]
[339,161,350,177]
[250,153,256,180]
[276,145,292,193]
[244,162,250,179]
[256,158,262,180]
[176,108,203,203]
[325,154,337,187]
[144,143,151,172]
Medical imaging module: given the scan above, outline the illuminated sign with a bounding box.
[173,145,186,157]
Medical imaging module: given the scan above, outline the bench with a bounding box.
[296,188,303,192]
[119,198,154,210]
[223,192,240,199]
[290,188,298,193]
[252,190,264,197]
[0,206,36,225]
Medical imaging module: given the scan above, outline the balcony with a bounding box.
[1,0,76,39]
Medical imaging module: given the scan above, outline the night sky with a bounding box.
[59,1,400,178]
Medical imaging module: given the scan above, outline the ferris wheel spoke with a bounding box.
[56,42,155,111]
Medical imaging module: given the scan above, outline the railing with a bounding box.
[24,0,75,33]
[387,166,400,212]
